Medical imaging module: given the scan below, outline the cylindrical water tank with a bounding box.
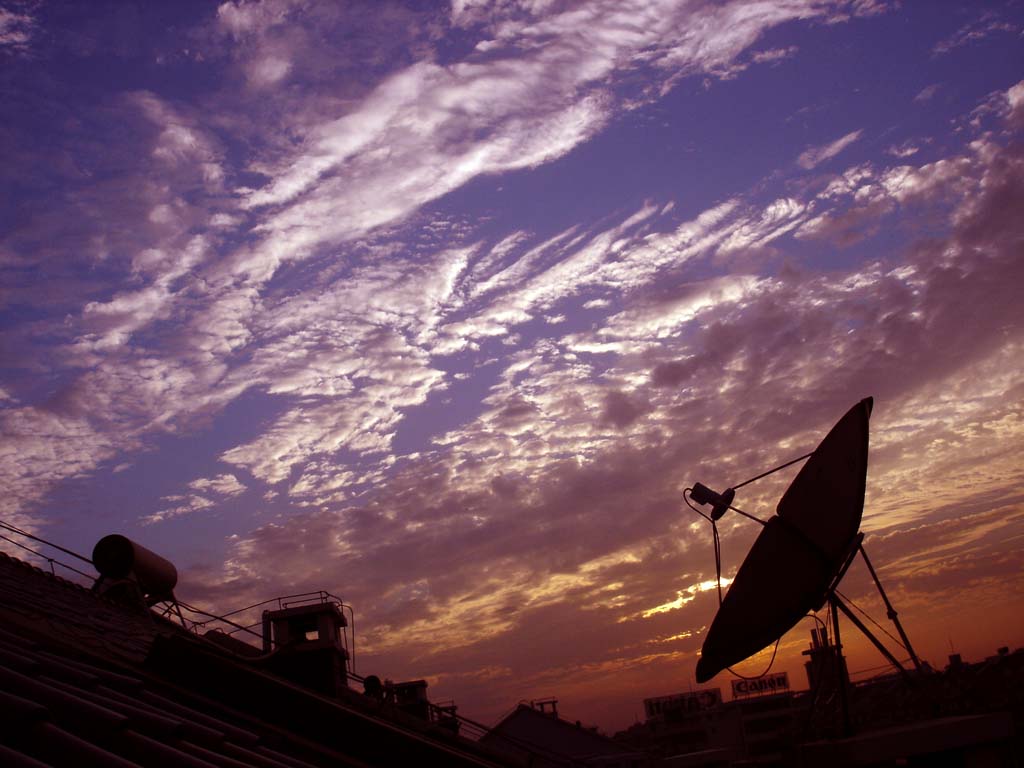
[92,534,178,597]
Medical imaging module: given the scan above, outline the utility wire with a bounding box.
[175,600,266,642]
[0,519,94,565]
[0,531,95,580]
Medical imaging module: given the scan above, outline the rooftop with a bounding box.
[0,548,526,767]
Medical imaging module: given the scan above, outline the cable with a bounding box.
[175,600,265,642]
[683,488,783,680]
[0,519,94,565]
[683,488,712,522]
[835,588,906,651]
[806,611,828,633]
[713,520,722,605]
[724,638,778,679]
[848,659,914,678]
[731,451,814,491]
[0,532,95,580]
[685,489,724,605]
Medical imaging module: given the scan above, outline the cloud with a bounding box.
[216,0,300,39]
[933,12,1020,56]
[2,1,1020,731]
[249,55,291,85]
[214,0,308,82]
[174,119,1024,722]
[75,236,210,352]
[125,92,227,190]
[0,6,35,54]
[189,473,247,496]
[1007,80,1024,130]
[0,347,253,528]
[797,129,864,169]
[226,0,877,287]
[7,5,1018,722]
[6,55,1017,550]
[193,94,1024,518]
[751,45,799,65]
[210,1,318,92]
[914,83,940,103]
[141,472,248,525]
[886,142,920,159]
[0,406,124,531]
[4,2,887,533]
[142,495,215,526]
[220,327,446,486]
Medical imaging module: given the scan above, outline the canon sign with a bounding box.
[731,672,790,698]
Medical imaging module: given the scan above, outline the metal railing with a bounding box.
[0,519,97,583]
[164,590,357,672]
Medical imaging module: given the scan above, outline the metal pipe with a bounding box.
[859,543,923,672]
[732,451,814,490]
[830,594,852,737]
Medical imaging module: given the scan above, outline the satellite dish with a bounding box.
[694,398,873,683]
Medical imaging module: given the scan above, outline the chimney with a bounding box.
[530,698,559,717]
[388,679,431,720]
[802,628,848,695]
[262,601,350,697]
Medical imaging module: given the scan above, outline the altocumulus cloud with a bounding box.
[2,1,1023,731]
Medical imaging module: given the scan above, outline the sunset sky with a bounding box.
[2,0,1023,732]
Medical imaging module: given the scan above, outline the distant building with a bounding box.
[481,699,652,767]
[618,689,792,766]
[618,633,1023,767]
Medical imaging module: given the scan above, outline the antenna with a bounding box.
[687,397,922,691]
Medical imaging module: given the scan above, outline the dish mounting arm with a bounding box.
[824,535,923,681]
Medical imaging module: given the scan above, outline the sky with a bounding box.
[2,0,1023,733]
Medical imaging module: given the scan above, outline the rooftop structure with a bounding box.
[481,700,650,767]
[618,637,1024,766]
[0,537,541,767]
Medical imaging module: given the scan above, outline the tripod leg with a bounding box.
[859,544,923,672]
[832,594,911,680]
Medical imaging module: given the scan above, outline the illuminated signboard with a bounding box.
[731,672,789,698]
[643,688,722,720]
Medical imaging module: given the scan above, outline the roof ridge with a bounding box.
[0,549,194,638]
[0,549,95,593]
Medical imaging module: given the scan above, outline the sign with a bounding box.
[731,672,789,698]
[644,688,722,720]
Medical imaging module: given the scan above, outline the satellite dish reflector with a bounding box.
[695,397,872,683]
